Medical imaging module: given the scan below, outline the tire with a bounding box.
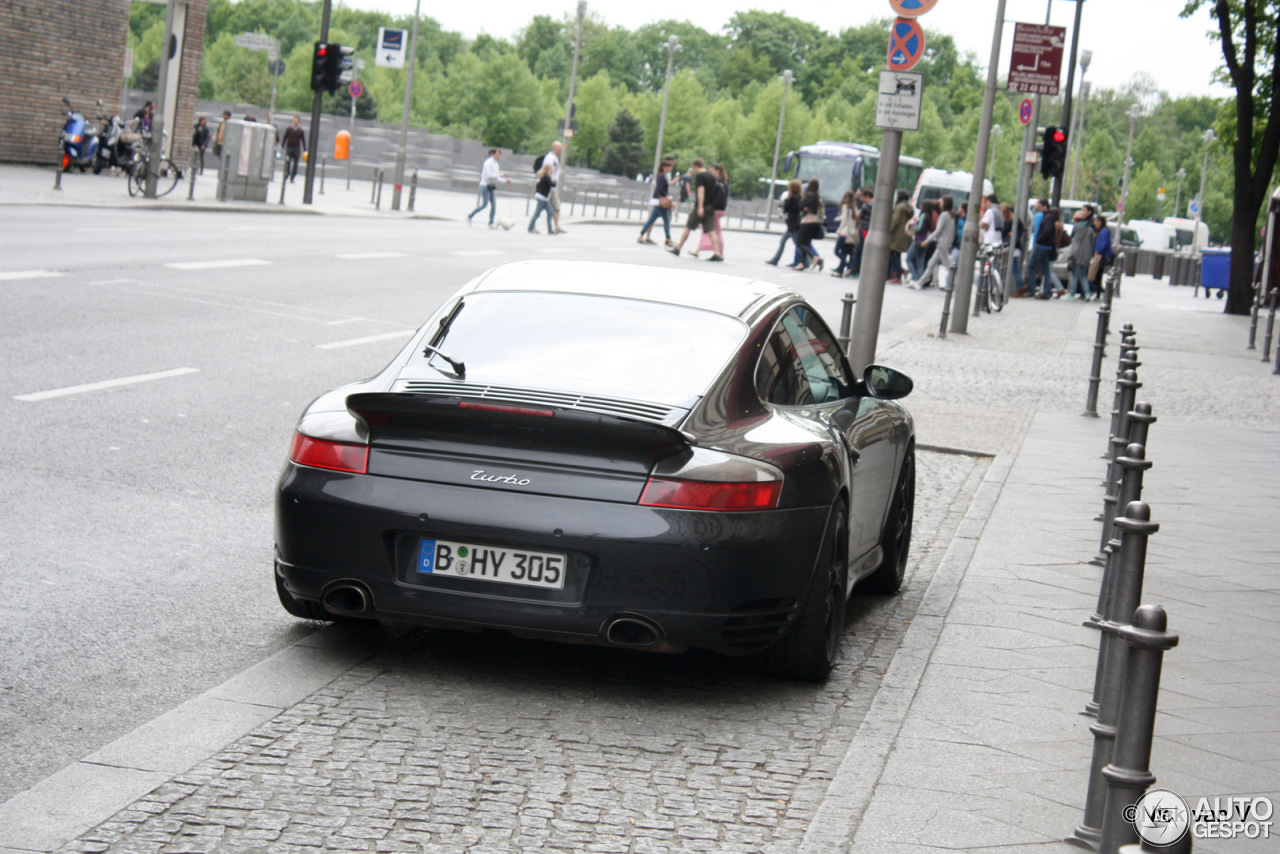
[154,159,181,197]
[764,503,848,682]
[989,269,1005,311]
[275,571,335,622]
[127,163,145,197]
[859,447,914,595]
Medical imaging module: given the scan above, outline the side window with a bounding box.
[755,306,853,407]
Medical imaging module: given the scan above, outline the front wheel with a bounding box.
[127,162,145,196]
[154,158,181,197]
[988,268,1005,311]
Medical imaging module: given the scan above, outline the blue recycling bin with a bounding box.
[1200,248,1231,293]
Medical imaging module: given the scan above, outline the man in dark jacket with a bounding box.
[281,117,306,183]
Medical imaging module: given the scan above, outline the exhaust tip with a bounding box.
[322,582,372,616]
[604,614,663,647]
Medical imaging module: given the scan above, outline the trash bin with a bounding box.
[1200,247,1230,296]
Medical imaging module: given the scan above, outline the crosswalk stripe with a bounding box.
[164,259,272,271]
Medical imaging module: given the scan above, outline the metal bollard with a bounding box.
[319,156,326,195]
[408,168,418,212]
[278,170,288,205]
[187,151,198,201]
[1100,368,1142,505]
[1084,300,1115,416]
[1098,604,1180,854]
[1103,344,1140,464]
[370,170,377,203]
[837,292,857,352]
[938,264,958,339]
[375,169,384,210]
[1263,291,1278,362]
[1073,501,1160,849]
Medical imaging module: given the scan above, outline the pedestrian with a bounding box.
[638,157,675,246]
[1089,214,1114,299]
[888,188,914,283]
[695,163,729,259]
[980,193,1003,247]
[1032,205,1062,299]
[1005,204,1029,297]
[667,159,721,260]
[528,162,555,234]
[542,141,565,234]
[132,101,154,135]
[191,116,209,175]
[213,110,230,158]
[1066,205,1096,299]
[850,187,874,276]
[907,199,936,282]
[467,148,510,228]
[281,116,306,183]
[832,190,858,276]
[793,179,824,271]
[674,169,691,221]
[766,179,803,267]
[912,194,955,289]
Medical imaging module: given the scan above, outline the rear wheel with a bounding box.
[127,163,145,197]
[989,269,1005,311]
[860,447,914,595]
[154,158,181,197]
[764,503,848,681]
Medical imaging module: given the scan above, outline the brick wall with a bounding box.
[0,0,207,167]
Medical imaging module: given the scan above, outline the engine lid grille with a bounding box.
[392,380,686,426]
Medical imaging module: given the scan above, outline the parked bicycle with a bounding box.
[974,244,1006,313]
[127,147,182,198]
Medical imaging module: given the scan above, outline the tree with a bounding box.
[1182,0,1280,314]
[602,109,645,176]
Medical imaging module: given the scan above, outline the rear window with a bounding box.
[415,292,747,400]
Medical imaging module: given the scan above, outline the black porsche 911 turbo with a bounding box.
[275,260,914,681]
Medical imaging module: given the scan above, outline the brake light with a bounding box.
[458,401,553,417]
[639,477,782,511]
[290,432,368,474]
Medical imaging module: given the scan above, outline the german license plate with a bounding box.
[417,538,566,590]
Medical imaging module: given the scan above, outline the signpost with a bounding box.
[1008,24,1066,95]
[376,27,407,69]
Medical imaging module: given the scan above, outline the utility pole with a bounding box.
[950,0,1008,336]
[1067,51,1092,200]
[1191,128,1216,253]
[390,0,421,211]
[145,0,186,198]
[564,2,585,141]
[650,35,679,182]
[1119,103,1141,224]
[302,0,333,204]
[765,70,793,231]
[1052,0,1086,207]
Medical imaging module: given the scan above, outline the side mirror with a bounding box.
[861,365,913,400]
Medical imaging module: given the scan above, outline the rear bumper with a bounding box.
[274,464,832,655]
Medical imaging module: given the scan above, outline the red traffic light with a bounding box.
[1052,128,1067,143]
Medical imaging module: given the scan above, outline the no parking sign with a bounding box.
[887,18,926,72]
[889,0,939,16]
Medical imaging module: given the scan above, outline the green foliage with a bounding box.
[602,109,646,176]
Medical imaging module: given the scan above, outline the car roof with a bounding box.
[463,260,798,320]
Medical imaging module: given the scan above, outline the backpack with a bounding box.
[533,153,545,174]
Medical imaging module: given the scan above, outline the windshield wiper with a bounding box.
[429,299,465,347]
[422,344,466,379]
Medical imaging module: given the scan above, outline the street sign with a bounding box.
[348,80,364,99]
[1020,98,1033,125]
[1188,199,1201,216]
[376,27,407,69]
[888,0,938,16]
[1008,23,1066,95]
[886,17,926,72]
[235,33,279,62]
[876,70,923,131]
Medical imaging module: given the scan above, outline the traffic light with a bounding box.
[311,42,354,93]
[311,42,331,92]
[1041,125,1068,178]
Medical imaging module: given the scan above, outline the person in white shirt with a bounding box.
[467,148,509,228]
[980,193,1004,246]
[543,141,564,234]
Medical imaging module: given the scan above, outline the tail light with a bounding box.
[289,410,368,474]
[639,448,783,512]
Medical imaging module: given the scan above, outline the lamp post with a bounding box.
[1118,103,1141,224]
[1067,49,1091,200]
[986,124,1002,182]
[765,69,793,230]
[1174,167,1187,217]
[564,1,586,141]
[1192,127,1216,253]
[650,35,679,183]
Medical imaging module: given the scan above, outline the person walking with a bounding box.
[542,141,565,234]
[850,187,874,276]
[638,158,675,246]
[281,116,306,183]
[980,194,1003,247]
[1089,214,1114,299]
[1005,203,1029,297]
[467,148,509,228]
[667,159,721,260]
[191,117,210,175]
[907,200,936,282]
[213,110,230,159]
[695,164,729,259]
[528,162,555,234]
[766,180,804,267]
[132,101,154,135]
[888,188,914,284]
[831,190,858,276]
[793,179,825,271]
[1066,205,1096,299]
[912,194,955,289]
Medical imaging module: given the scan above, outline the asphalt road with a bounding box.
[0,205,937,803]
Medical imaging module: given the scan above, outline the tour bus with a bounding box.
[784,141,925,228]
[913,168,994,216]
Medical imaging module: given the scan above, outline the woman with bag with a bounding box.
[793,180,825,271]
[912,194,955,289]
[695,164,730,259]
[766,180,803,267]
[1088,215,1114,299]
[832,190,858,277]
[527,162,555,234]
[638,158,675,246]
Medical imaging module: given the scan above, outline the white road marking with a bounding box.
[450,250,505,257]
[334,252,410,260]
[76,227,145,233]
[326,317,368,326]
[164,259,272,271]
[535,247,580,254]
[90,278,137,286]
[227,226,291,232]
[14,367,199,402]
[0,270,67,281]
[316,331,415,350]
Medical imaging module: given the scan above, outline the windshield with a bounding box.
[413,292,748,401]
[795,155,861,196]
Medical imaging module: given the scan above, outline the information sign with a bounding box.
[886,18,926,72]
[1008,24,1066,95]
[376,27,407,69]
[875,70,923,131]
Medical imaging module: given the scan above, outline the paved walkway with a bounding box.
[2,165,1277,852]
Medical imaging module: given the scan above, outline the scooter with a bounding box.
[58,98,100,172]
[92,114,144,175]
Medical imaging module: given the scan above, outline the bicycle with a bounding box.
[126,146,182,198]
[974,244,1005,313]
